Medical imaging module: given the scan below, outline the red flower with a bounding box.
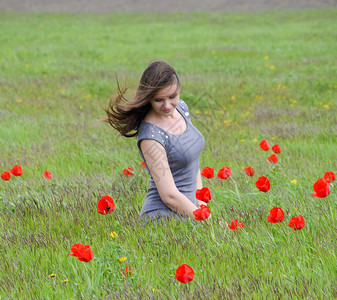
[217,166,231,179]
[267,207,284,223]
[267,154,278,163]
[175,264,195,284]
[311,178,330,198]
[141,161,146,168]
[288,215,305,230]
[123,167,134,177]
[259,140,270,151]
[193,204,211,221]
[244,167,254,176]
[97,196,115,215]
[324,171,335,183]
[10,165,23,176]
[1,171,10,181]
[201,167,214,179]
[227,219,244,231]
[272,144,281,154]
[196,187,212,203]
[43,170,52,179]
[77,245,93,262]
[121,266,132,277]
[69,243,84,257]
[255,176,270,192]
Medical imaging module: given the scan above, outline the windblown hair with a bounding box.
[103,60,180,137]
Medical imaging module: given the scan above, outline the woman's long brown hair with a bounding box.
[103,60,180,137]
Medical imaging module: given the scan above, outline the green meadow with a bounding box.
[1,9,337,298]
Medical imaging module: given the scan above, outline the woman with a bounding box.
[104,60,206,220]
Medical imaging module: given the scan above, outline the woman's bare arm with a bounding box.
[140,139,198,219]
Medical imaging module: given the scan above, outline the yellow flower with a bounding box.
[324,104,329,109]
[271,137,275,141]
[26,64,29,68]
[119,257,127,262]
[240,139,245,142]
[269,65,275,70]
[16,99,23,103]
[292,100,297,104]
[245,111,250,116]
[195,110,200,114]
[264,56,269,60]
[110,231,118,238]
[253,138,258,143]
[291,180,297,184]
[282,274,287,278]
[62,279,69,283]
[277,84,281,91]
[257,67,261,71]
[231,96,236,100]
[48,274,56,278]
[86,94,91,99]
[333,85,337,89]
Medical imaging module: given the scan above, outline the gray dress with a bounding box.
[137,100,205,220]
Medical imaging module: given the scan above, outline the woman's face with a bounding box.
[150,83,180,117]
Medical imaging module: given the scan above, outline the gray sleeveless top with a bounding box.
[137,100,205,220]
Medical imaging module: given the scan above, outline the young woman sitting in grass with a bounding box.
[104,60,207,220]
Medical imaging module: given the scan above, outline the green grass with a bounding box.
[1,9,337,299]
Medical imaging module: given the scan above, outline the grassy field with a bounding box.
[1,9,337,299]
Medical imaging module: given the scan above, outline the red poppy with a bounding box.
[121,266,132,277]
[267,154,278,163]
[259,140,270,151]
[201,167,214,178]
[97,196,115,215]
[311,178,330,198]
[244,167,254,176]
[69,243,84,256]
[193,204,211,221]
[227,219,244,231]
[272,144,281,154]
[43,170,52,179]
[10,165,23,176]
[267,207,284,223]
[288,215,305,230]
[1,171,10,181]
[196,187,212,203]
[123,167,134,177]
[141,161,146,168]
[324,171,335,183]
[255,176,270,192]
[175,264,195,284]
[217,166,231,179]
[77,245,93,262]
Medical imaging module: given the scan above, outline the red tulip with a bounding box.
[227,219,244,231]
[288,215,305,230]
[201,167,214,179]
[175,264,195,284]
[267,154,278,163]
[123,167,134,177]
[255,176,270,192]
[141,161,146,168]
[272,144,281,154]
[196,187,212,203]
[259,140,270,151]
[43,171,52,179]
[77,245,93,262]
[217,166,231,179]
[1,171,10,181]
[324,171,335,183]
[69,243,84,256]
[311,178,330,198]
[193,204,211,221]
[10,165,23,176]
[267,207,284,223]
[121,266,132,277]
[97,196,115,215]
[244,167,254,176]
